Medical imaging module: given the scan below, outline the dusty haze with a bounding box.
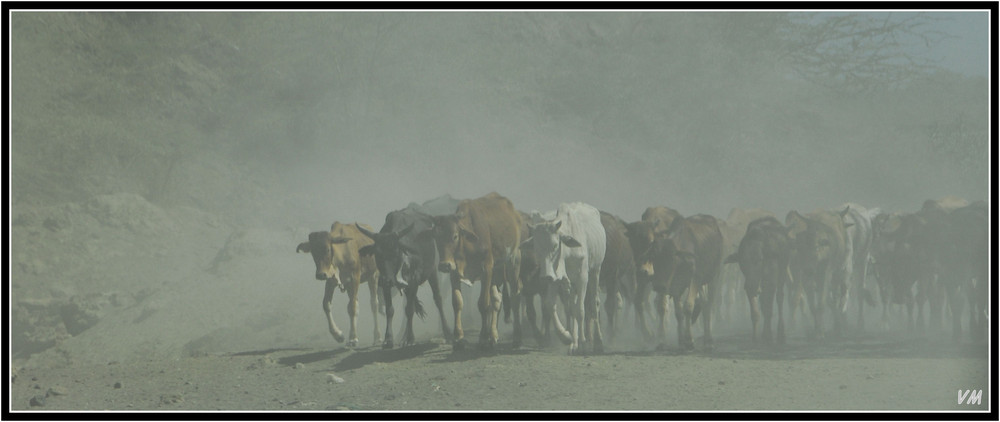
[8,10,991,413]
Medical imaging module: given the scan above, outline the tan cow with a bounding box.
[296,222,380,347]
[432,192,523,351]
[786,208,851,339]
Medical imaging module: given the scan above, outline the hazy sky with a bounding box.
[931,12,990,76]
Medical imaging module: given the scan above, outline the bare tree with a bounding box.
[780,13,954,94]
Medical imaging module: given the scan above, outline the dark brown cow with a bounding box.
[296,222,380,347]
[786,208,851,339]
[431,192,523,351]
[599,211,637,345]
[646,214,724,350]
[916,196,969,330]
[717,208,776,326]
[946,200,988,340]
[515,210,549,345]
[724,216,793,344]
[624,206,683,341]
[870,211,928,331]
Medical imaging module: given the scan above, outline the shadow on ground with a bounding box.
[332,343,441,372]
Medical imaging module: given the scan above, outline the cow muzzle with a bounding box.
[439,262,456,273]
[316,272,329,281]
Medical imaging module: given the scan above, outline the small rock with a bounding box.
[294,362,305,370]
[718,381,725,385]
[384,394,396,401]
[327,373,345,384]
[113,382,122,389]
[489,385,496,390]
[866,374,875,380]
[839,385,847,390]
[29,395,46,407]
[160,394,184,405]
[47,386,68,397]
[519,382,527,387]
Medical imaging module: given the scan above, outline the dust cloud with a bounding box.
[8,10,990,396]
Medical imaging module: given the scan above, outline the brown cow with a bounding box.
[647,214,724,350]
[724,216,793,344]
[296,222,380,347]
[431,192,523,351]
[786,208,851,339]
[599,211,637,345]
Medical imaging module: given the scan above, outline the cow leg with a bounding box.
[634,284,654,342]
[673,295,693,351]
[948,283,965,343]
[509,257,524,350]
[323,278,345,343]
[450,275,465,349]
[426,270,452,343]
[382,283,395,349]
[761,284,775,344]
[654,291,669,348]
[702,281,717,350]
[747,289,761,344]
[604,282,621,345]
[776,271,787,345]
[586,268,603,354]
[478,262,499,351]
[402,285,419,346]
[367,273,381,346]
[806,280,824,340]
[346,271,361,347]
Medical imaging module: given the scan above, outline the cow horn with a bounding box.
[356,223,378,240]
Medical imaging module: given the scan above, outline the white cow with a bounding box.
[523,202,606,355]
[840,203,879,333]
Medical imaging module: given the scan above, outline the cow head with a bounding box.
[625,220,658,278]
[356,223,417,288]
[785,211,832,277]
[297,231,352,281]
[522,220,581,286]
[430,213,478,277]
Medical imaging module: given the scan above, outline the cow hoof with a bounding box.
[655,343,668,352]
[383,340,394,350]
[347,339,359,348]
[453,339,467,352]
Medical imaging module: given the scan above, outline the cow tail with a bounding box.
[413,292,427,319]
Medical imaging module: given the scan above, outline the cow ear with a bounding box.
[359,244,376,257]
[560,235,582,248]
[296,242,311,253]
[329,236,352,244]
[665,217,684,238]
[397,223,416,239]
[553,220,562,231]
[785,211,807,234]
[724,253,738,264]
[840,206,850,219]
[461,227,479,243]
[883,215,902,234]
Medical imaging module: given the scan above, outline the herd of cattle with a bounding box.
[296,192,989,355]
